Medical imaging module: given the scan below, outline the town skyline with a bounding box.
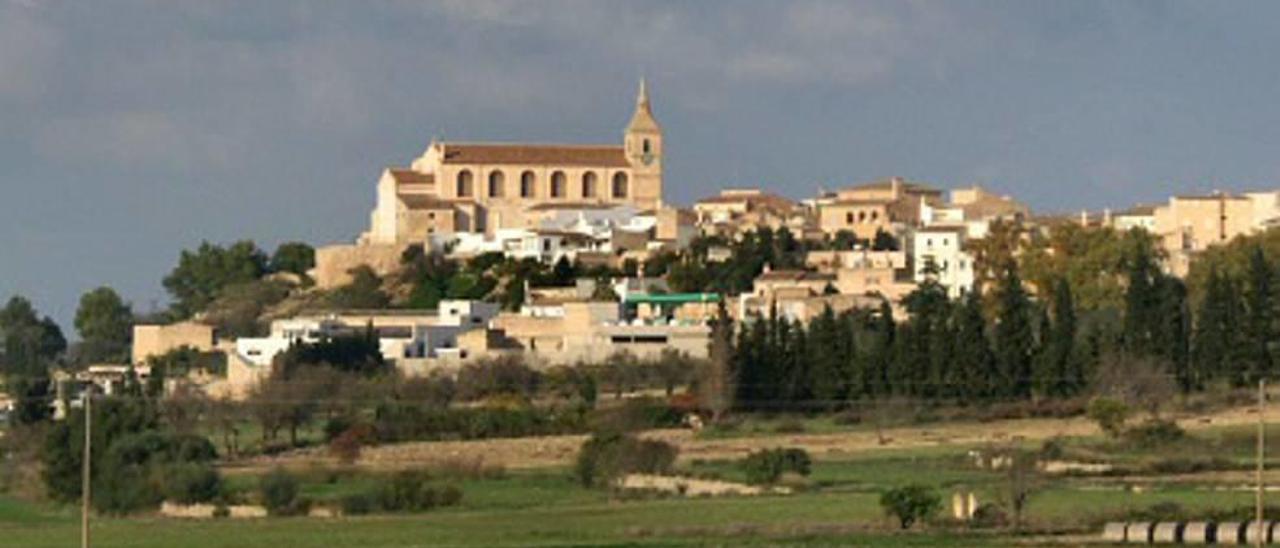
[5,1,1280,329]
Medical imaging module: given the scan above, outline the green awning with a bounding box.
[624,293,721,304]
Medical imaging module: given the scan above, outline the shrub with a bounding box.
[740,448,812,485]
[163,463,222,504]
[1124,419,1185,448]
[438,484,463,507]
[969,503,1008,528]
[329,423,377,465]
[880,484,941,529]
[772,419,807,434]
[377,470,438,512]
[1087,398,1129,438]
[340,492,376,516]
[259,468,300,516]
[575,432,678,488]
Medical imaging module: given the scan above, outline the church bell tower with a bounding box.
[624,79,663,208]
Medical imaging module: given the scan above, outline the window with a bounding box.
[846,212,854,224]
[520,171,536,198]
[551,171,566,198]
[871,211,879,221]
[642,139,651,154]
[858,211,867,222]
[427,212,435,220]
[456,170,473,197]
[612,172,628,198]
[488,171,504,198]
[582,171,598,198]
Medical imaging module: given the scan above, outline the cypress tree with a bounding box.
[1122,233,1161,355]
[1038,278,1079,397]
[1155,276,1192,393]
[994,260,1035,399]
[1243,245,1274,383]
[952,286,995,401]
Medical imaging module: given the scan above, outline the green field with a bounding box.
[5,430,1271,548]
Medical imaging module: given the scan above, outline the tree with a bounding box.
[1086,397,1129,438]
[701,302,735,421]
[953,286,995,401]
[269,242,315,277]
[1035,278,1079,398]
[74,287,134,364]
[1000,449,1040,531]
[327,266,390,309]
[1,296,66,425]
[1242,245,1275,384]
[1192,268,1241,387]
[163,240,268,318]
[993,261,1035,399]
[880,484,941,529]
[1121,231,1162,355]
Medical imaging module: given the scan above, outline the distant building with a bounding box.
[818,177,943,239]
[921,185,1029,239]
[131,321,220,365]
[1152,191,1280,274]
[910,225,974,299]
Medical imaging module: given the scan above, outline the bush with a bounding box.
[1125,419,1185,448]
[970,503,1008,529]
[1087,398,1129,438]
[341,492,376,516]
[259,468,300,516]
[772,419,807,434]
[377,470,438,512]
[163,463,222,504]
[329,423,377,465]
[880,484,941,529]
[740,448,812,485]
[575,432,678,488]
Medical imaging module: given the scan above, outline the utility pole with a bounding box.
[1256,378,1265,548]
[81,389,91,548]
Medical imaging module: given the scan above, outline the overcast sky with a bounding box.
[4,0,1280,331]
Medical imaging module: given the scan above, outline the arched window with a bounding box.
[488,171,504,198]
[581,172,598,199]
[520,171,536,198]
[870,211,879,221]
[642,139,651,154]
[550,171,567,198]
[858,211,866,222]
[846,212,854,224]
[611,172,628,198]
[456,170,473,198]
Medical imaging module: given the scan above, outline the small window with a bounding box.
[611,172,628,198]
[582,172,598,198]
[520,171,536,198]
[456,170,474,197]
[846,212,854,224]
[642,139,651,154]
[550,171,566,198]
[488,171,505,198]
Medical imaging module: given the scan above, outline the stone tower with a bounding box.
[624,79,663,208]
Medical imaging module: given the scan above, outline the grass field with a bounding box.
[8,410,1280,547]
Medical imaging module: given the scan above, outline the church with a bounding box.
[361,81,664,245]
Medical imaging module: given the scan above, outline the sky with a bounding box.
[3,0,1280,333]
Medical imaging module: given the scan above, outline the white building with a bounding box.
[910,226,974,299]
[235,300,501,368]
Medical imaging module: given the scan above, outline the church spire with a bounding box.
[626,78,660,134]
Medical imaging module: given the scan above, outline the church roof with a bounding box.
[439,143,628,168]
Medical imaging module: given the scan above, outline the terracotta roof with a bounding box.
[440,143,628,168]
[387,168,435,185]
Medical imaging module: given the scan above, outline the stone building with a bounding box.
[817,177,943,239]
[362,80,663,244]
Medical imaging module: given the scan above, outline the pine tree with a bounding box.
[994,260,1035,399]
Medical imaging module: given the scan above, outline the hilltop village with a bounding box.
[71,81,1278,402]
